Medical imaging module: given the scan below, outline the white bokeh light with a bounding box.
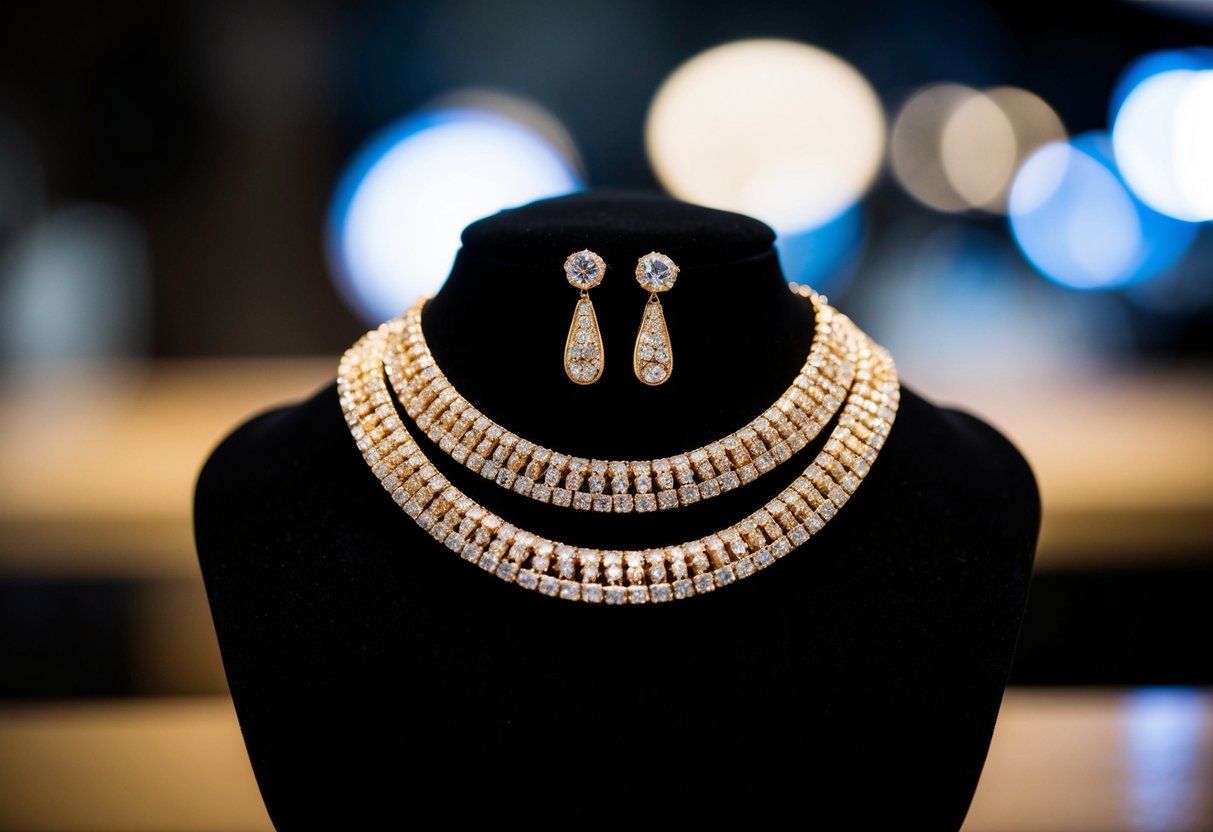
[1113,69,1213,222]
[940,91,1018,210]
[329,107,582,323]
[892,84,1065,215]
[1173,71,1213,221]
[646,39,885,233]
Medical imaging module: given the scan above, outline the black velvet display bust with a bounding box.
[195,192,1039,830]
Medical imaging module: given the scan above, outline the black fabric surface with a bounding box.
[194,192,1039,830]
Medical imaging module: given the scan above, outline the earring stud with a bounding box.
[633,252,678,386]
[563,249,606,385]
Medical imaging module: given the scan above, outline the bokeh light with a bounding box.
[892,84,1066,214]
[646,39,884,234]
[1124,688,1210,832]
[0,204,151,364]
[890,84,976,213]
[773,204,864,296]
[1113,68,1213,222]
[940,90,1017,210]
[328,101,583,324]
[1107,47,1213,124]
[1009,133,1198,290]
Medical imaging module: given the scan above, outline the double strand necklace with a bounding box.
[386,290,855,512]
[338,286,899,604]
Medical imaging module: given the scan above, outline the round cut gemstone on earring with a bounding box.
[565,250,605,290]
[636,252,678,292]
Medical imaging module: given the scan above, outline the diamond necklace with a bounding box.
[386,289,855,513]
[337,285,899,605]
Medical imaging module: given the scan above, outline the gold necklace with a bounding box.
[385,290,855,513]
[338,286,899,604]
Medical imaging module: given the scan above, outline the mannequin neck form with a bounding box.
[194,190,1041,831]
[421,192,814,458]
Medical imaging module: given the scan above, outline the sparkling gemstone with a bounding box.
[517,570,539,590]
[637,253,677,292]
[643,364,667,384]
[565,250,603,289]
[496,561,518,581]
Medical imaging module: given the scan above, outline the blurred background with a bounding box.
[1,1,1212,829]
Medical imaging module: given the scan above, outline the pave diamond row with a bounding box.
[337,293,899,604]
[385,290,857,512]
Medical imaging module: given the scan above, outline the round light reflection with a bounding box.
[646,39,884,234]
[328,105,583,323]
[892,84,1065,214]
[1112,69,1212,222]
[1009,133,1198,290]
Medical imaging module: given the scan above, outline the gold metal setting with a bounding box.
[563,250,606,384]
[337,285,900,605]
[633,252,678,385]
[386,289,856,512]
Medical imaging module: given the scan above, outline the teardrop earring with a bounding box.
[633,252,678,386]
[563,249,606,385]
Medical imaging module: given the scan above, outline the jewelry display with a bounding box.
[338,284,899,604]
[633,251,678,385]
[387,288,856,512]
[563,249,606,384]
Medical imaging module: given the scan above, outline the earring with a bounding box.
[633,252,678,386]
[563,249,606,385]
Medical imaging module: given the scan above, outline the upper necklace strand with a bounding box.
[386,289,855,513]
[338,287,899,605]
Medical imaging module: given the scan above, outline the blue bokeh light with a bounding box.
[328,107,583,324]
[1008,132,1198,290]
[1124,687,1209,832]
[1108,48,1213,125]
[774,203,863,296]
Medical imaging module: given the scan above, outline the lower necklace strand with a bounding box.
[338,293,899,604]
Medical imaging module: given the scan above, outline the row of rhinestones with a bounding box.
[384,292,857,513]
[336,304,899,605]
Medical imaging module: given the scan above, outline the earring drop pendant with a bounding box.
[564,250,606,385]
[634,252,678,386]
